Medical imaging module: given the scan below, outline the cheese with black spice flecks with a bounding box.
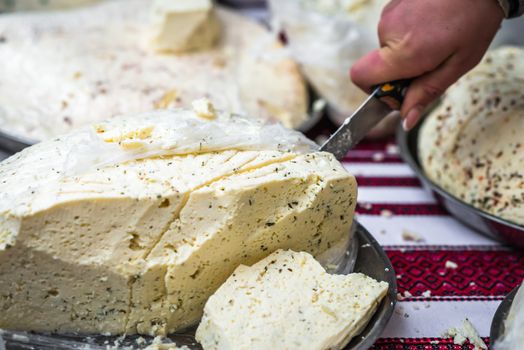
[195,249,388,350]
[419,46,524,226]
[0,108,357,335]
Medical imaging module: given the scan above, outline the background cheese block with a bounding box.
[0,109,357,335]
[419,47,524,226]
[269,0,387,118]
[0,0,308,141]
[150,0,220,53]
[195,249,388,350]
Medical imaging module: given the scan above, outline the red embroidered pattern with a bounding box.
[371,337,490,350]
[356,203,447,216]
[356,177,422,188]
[387,249,524,298]
[343,154,404,163]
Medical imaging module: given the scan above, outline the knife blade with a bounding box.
[320,80,410,159]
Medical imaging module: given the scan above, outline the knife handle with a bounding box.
[373,79,411,110]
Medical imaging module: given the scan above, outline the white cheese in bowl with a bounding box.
[0,107,357,336]
[419,47,524,226]
[196,249,388,350]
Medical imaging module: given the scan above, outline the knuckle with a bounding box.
[420,83,444,99]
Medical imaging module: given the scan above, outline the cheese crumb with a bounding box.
[386,144,399,155]
[401,229,425,243]
[422,290,432,298]
[361,202,372,210]
[372,152,385,162]
[445,260,458,269]
[192,98,217,120]
[380,209,393,218]
[443,319,487,350]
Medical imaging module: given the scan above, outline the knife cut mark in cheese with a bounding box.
[149,0,220,54]
[195,249,388,350]
[0,108,357,336]
[0,0,308,141]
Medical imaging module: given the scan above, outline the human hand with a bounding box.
[351,0,504,130]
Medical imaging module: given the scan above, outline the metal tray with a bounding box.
[0,221,396,350]
[490,286,519,346]
[396,121,524,248]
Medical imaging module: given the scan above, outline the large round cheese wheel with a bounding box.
[419,47,524,226]
[0,107,357,335]
[0,0,308,141]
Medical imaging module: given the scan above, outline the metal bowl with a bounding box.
[0,220,396,350]
[490,286,519,346]
[396,121,524,248]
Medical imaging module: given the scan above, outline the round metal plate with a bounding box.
[490,286,519,347]
[396,121,524,248]
[0,221,396,350]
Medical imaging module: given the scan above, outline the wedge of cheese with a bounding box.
[150,0,220,53]
[195,249,388,350]
[0,107,357,336]
[419,47,524,225]
[0,0,308,141]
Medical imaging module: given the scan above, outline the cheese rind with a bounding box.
[0,110,356,336]
[195,249,388,350]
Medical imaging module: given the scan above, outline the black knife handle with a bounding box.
[373,79,411,110]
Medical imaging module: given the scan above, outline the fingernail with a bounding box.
[403,106,422,131]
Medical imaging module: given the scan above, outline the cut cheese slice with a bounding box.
[0,108,357,336]
[195,249,388,350]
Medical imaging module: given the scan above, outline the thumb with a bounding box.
[400,54,473,130]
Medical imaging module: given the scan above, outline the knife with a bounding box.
[320,80,410,159]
